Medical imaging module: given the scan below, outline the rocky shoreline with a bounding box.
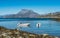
[0,26,59,38]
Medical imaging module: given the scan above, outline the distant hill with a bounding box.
[0,9,60,18]
[48,12,60,16]
[48,12,60,18]
[1,9,40,18]
[38,12,60,18]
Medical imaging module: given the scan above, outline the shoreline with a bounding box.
[0,26,59,38]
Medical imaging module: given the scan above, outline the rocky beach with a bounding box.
[0,26,59,38]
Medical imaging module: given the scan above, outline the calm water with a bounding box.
[0,18,60,36]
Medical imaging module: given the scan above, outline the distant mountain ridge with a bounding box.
[40,12,60,18]
[1,9,40,18]
[0,9,60,18]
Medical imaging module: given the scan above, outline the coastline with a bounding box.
[0,26,59,38]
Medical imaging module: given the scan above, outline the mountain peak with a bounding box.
[1,9,40,18]
[21,9,33,12]
[18,9,34,14]
[21,9,30,11]
[16,9,40,18]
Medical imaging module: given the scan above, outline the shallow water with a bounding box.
[0,18,60,36]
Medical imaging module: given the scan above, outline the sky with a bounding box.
[0,0,60,15]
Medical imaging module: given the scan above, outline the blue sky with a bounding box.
[0,0,60,15]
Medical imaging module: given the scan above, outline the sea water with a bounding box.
[0,18,60,36]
